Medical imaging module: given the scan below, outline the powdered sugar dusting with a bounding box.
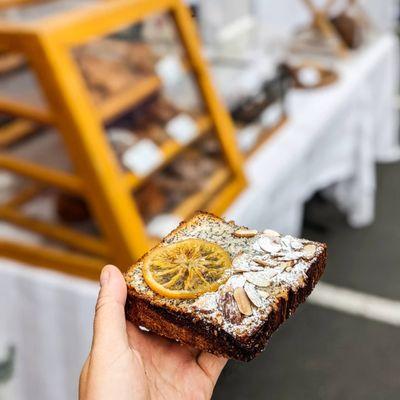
[126,216,324,338]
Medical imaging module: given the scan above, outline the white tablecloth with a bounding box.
[226,33,400,234]
[0,261,97,400]
[0,33,399,400]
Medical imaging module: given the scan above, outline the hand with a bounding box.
[79,265,227,400]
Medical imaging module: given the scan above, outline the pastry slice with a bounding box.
[125,212,327,361]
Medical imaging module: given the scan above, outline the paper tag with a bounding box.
[122,139,163,176]
[107,128,137,148]
[155,55,184,87]
[237,124,262,152]
[297,67,321,87]
[260,103,283,129]
[166,113,198,144]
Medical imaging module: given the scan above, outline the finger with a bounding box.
[197,352,228,385]
[91,265,128,353]
[79,356,90,398]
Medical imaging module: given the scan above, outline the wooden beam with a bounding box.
[0,206,110,257]
[0,239,105,280]
[0,154,83,193]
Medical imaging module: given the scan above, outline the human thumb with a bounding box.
[91,265,128,353]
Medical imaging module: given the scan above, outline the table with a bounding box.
[227,33,400,234]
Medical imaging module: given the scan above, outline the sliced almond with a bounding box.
[263,229,280,237]
[236,265,264,273]
[303,244,317,259]
[281,236,292,249]
[280,260,295,271]
[244,282,263,308]
[244,270,277,287]
[232,253,247,269]
[233,229,258,238]
[258,236,282,254]
[232,253,263,272]
[228,274,246,289]
[253,257,270,267]
[291,239,304,250]
[233,287,252,316]
[258,289,270,299]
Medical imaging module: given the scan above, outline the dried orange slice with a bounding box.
[142,238,231,299]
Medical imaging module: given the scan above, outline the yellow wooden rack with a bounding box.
[0,0,246,279]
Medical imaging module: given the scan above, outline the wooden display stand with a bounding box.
[0,0,246,279]
[301,0,349,57]
[0,1,38,148]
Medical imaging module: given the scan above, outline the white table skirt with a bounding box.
[0,33,399,400]
[0,261,98,400]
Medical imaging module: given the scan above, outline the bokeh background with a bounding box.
[0,0,399,399]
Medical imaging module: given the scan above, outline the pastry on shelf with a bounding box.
[136,124,170,146]
[197,136,222,158]
[56,192,91,223]
[231,95,269,125]
[125,41,158,75]
[136,140,224,220]
[77,39,158,75]
[77,53,139,101]
[74,39,159,101]
[108,92,189,150]
[146,95,179,125]
[135,180,168,222]
[231,67,290,126]
[330,12,363,49]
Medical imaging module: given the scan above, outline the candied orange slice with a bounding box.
[142,238,231,299]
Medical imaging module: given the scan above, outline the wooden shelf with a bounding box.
[0,70,51,123]
[0,68,161,125]
[99,75,161,122]
[0,0,36,10]
[0,206,110,257]
[0,0,246,274]
[173,166,230,219]
[205,174,246,216]
[0,71,160,126]
[0,118,39,147]
[0,239,105,280]
[0,52,25,74]
[147,166,245,241]
[124,114,212,190]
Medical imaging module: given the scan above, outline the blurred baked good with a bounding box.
[330,13,363,49]
[56,193,90,223]
[135,180,167,221]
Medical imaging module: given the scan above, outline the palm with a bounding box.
[126,321,225,400]
[79,265,226,400]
